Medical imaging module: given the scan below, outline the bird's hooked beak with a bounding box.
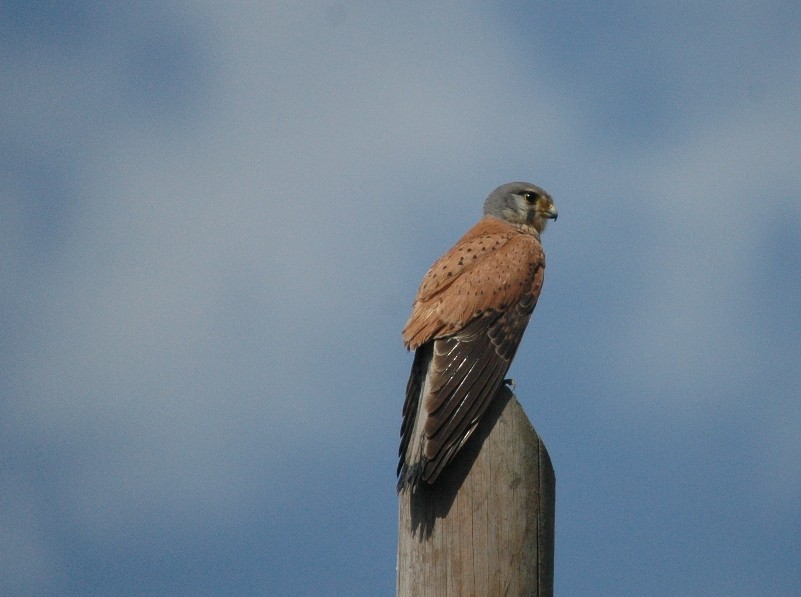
[544,204,558,221]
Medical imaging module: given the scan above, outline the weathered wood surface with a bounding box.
[397,387,555,596]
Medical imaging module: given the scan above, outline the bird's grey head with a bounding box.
[483,182,558,235]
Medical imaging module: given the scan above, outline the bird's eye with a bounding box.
[523,192,537,203]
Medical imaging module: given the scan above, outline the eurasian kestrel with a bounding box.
[398,182,557,491]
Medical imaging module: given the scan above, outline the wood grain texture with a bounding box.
[397,387,555,596]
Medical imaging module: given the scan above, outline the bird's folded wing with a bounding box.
[419,297,535,483]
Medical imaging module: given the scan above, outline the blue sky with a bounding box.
[2,2,800,595]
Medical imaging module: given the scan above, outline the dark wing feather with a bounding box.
[398,345,429,477]
[419,294,538,484]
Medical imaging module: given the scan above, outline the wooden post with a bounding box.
[397,386,555,596]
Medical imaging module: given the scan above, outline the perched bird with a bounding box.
[398,182,557,492]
